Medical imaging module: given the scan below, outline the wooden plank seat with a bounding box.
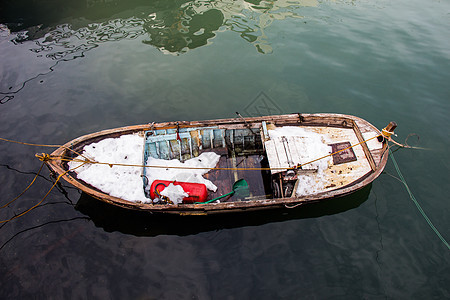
[261,121,319,175]
[264,136,319,175]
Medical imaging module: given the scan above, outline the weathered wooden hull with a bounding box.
[47,113,390,215]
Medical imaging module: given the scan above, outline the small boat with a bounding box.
[44,113,396,215]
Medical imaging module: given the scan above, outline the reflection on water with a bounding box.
[142,0,317,54]
[2,0,317,53]
[0,17,146,103]
[142,7,224,54]
[75,184,371,237]
[1,0,318,103]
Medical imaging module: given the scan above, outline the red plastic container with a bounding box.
[149,180,208,203]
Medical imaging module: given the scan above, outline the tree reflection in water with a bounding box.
[0,0,318,102]
[4,0,318,55]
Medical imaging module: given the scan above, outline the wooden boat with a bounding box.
[45,113,396,215]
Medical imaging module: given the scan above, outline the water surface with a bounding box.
[1,0,449,298]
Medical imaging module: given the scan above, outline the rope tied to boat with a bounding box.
[30,133,384,172]
[0,123,425,173]
[12,132,420,172]
[0,125,423,211]
[0,162,87,224]
[36,153,52,162]
[381,127,396,138]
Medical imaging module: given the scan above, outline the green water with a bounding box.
[1,0,449,298]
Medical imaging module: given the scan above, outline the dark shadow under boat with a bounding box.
[75,184,372,237]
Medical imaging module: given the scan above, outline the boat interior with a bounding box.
[143,125,271,202]
[142,118,384,202]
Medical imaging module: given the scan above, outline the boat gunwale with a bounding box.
[47,113,388,214]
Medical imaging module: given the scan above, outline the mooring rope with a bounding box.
[387,137,430,150]
[0,137,91,162]
[0,161,46,209]
[0,137,62,148]
[36,133,383,172]
[0,126,431,225]
[0,163,86,224]
[389,149,449,250]
[1,132,381,222]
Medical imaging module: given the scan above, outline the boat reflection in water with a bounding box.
[75,184,371,237]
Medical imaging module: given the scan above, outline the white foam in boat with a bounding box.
[144,151,220,194]
[68,134,220,203]
[160,183,188,205]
